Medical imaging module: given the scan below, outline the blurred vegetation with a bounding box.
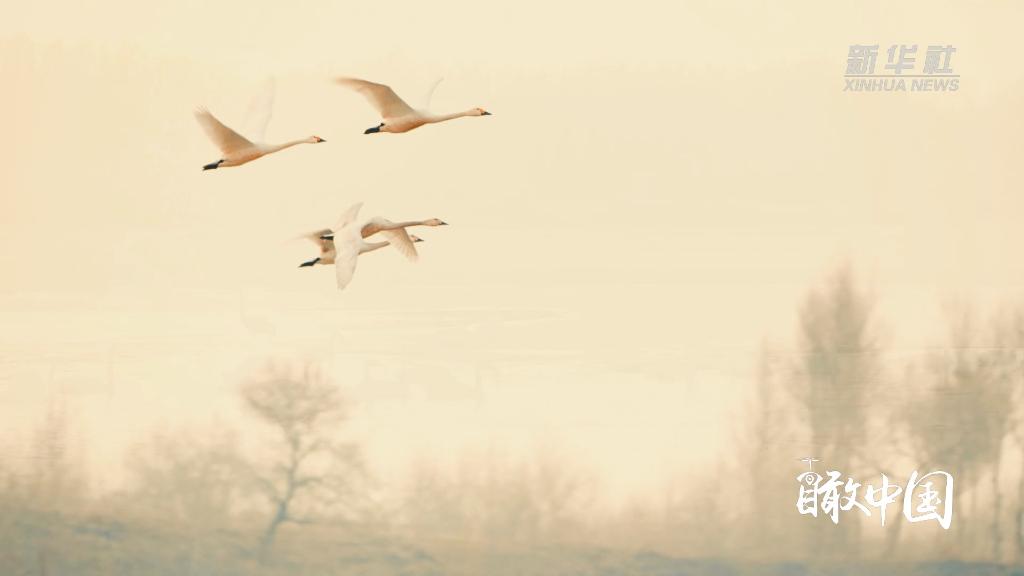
[3,266,1024,574]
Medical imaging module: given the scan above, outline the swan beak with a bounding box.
[482,111,492,115]
[315,137,326,143]
[364,123,383,134]
[439,221,448,226]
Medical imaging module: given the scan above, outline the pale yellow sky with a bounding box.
[0,1,1022,504]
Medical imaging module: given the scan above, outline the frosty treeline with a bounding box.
[2,266,1024,574]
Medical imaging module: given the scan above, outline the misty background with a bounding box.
[2,1,1024,574]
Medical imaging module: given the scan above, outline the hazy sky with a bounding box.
[1,1,1022,503]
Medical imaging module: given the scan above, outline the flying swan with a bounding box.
[336,77,491,134]
[194,108,325,170]
[300,204,447,290]
[299,231,425,267]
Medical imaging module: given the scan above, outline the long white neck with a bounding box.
[263,139,309,154]
[381,219,430,231]
[359,240,390,254]
[426,109,476,124]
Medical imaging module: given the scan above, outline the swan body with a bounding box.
[335,77,490,134]
[194,108,325,170]
[331,204,374,290]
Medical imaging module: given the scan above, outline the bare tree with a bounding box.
[28,399,86,510]
[903,307,1015,560]
[1003,307,1024,561]
[122,426,246,527]
[982,314,1018,562]
[402,449,593,547]
[528,449,594,542]
[986,308,1023,561]
[403,461,467,540]
[788,266,879,558]
[1002,309,1024,563]
[742,347,814,560]
[241,360,367,561]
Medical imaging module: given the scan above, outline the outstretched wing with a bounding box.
[336,77,416,119]
[380,228,419,262]
[303,228,335,255]
[335,203,363,231]
[194,108,254,154]
[243,78,276,143]
[360,217,418,262]
[334,244,359,290]
[420,76,444,111]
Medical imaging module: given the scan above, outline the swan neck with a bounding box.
[361,241,389,254]
[428,110,474,124]
[264,139,308,153]
[383,220,422,230]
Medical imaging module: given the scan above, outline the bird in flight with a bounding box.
[299,203,448,290]
[336,77,491,134]
[194,99,325,171]
[299,230,425,268]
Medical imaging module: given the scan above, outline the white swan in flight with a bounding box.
[194,108,325,170]
[300,204,447,290]
[336,77,491,134]
[299,230,424,268]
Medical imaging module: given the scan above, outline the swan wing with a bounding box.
[335,203,363,231]
[303,228,335,254]
[243,78,276,143]
[359,217,417,261]
[194,108,254,154]
[304,228,334,240]
[419,76,445,110]
[380,227,419,262]
[336,77,415,119]
[334,243,360,290]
